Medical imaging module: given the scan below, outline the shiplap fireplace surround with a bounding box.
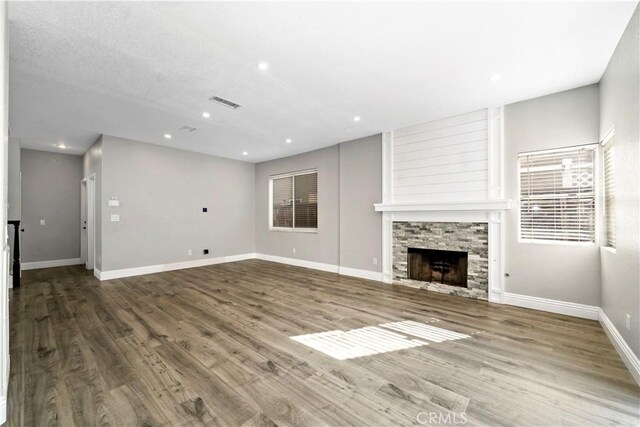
[375,108,511,303]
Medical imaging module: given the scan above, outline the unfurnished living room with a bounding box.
[0,1,638,426]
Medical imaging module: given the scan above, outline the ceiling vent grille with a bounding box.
[180,126,198,132]
[209,95,241,110]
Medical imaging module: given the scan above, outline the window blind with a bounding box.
[294,172,318,229]
[272,176,293,228]
[519,146,596,243]
[603,139,615,248]
[271,170,317,230]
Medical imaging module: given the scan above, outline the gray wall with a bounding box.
[82,136,103,269]
[100,135,255,271]
[339,134,382,272]
[255,145,340,266]
[21,149,82,262]
[599,6,640,358]
[8,138,20,221]
[504,84,601,306]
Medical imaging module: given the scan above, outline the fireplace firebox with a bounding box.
[407,248,468,288]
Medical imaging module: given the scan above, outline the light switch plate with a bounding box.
[110,214,120,222]
[40,219,45,225]
[108,200,120,207]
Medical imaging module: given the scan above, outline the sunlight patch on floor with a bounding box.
[291,320,471,360]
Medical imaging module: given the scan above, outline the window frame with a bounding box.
[602,128,616,250]
[269,168,318,233]
[517,143,599,246]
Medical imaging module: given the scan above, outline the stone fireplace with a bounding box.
[393,222,489,299]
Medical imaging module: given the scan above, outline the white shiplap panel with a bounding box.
[394,180,488,195]
[394,129,487,154]
[394,140,487,163]
[393,109,487,139]
[395,170,488,187]
[394,150,488,171]
[393,191,489,203]
[393,160,487,179]
[392,109,489,202]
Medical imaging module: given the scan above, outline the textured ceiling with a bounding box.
[8,1,638,162]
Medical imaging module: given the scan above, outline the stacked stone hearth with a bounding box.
[393,222,489,300]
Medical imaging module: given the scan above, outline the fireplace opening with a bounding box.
[407,248,468,288]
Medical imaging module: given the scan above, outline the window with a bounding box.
[518,145,596,244]
[603,132,615,248]
[270,169,317,231]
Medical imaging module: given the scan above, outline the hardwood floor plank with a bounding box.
[7,261,639,427]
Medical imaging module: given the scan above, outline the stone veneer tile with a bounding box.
[393,222,489,300]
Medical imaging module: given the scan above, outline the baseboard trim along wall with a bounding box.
[21,257,83,270]
[254,253,339,273]
[598,308,640,386]
[95,253,257,281]
[503,292,600,320]
[337,266,384,282]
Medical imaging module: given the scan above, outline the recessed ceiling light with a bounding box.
[285,139,292,144]
[490,73,502,83]
[164,134,172,139]
[202,112,210,118]
[55,143,68,149]
[242,151,248,156]
[257,62,270,71]
[353,116,361,122]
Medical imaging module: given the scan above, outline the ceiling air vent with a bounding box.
[208,95,241,110]
[180,126,198,133]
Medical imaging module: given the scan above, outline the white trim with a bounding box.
[0,394,6,426]
[598,308,640,386]
[503,292,599,320]
[338,266,383,282]
[254,253,339,273]
[374,200,511,212]
[601,127,615,147]
[95,253,256,281]
[21,258,83,271]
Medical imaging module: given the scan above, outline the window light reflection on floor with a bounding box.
[290,320,471,360]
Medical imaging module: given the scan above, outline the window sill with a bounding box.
[270,227,318,234]
[600,246,616,255]
[518,239,596,247]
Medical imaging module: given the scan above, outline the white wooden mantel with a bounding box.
[374,200,511,212]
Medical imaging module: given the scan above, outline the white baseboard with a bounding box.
[21,258,83,270]
[503,292,600,320]
[598,308,640,386]
[255,253,339,273]
[95,253,256,281]
[338,266,383,282]
[0,394,6,425]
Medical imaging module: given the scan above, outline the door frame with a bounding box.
[81,174,96,270]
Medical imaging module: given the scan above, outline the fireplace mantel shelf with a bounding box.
[374,199,512,212]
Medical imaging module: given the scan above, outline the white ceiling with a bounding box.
[8,1,637,162]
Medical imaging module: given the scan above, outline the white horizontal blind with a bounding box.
[603,138,615,248]
[392,109,488,202]
[294,172,318,229]
[271,170,317,230]
[519,146,596,243]
[272,176,293,228]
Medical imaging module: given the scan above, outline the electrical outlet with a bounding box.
[203,249,209,255]
[188,249,192,256]
[292,247,296,254]
[626,314,631,331]
[372,257,378,265]
[40,219,45,225]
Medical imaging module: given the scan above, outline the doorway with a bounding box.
[81,175,95,270]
